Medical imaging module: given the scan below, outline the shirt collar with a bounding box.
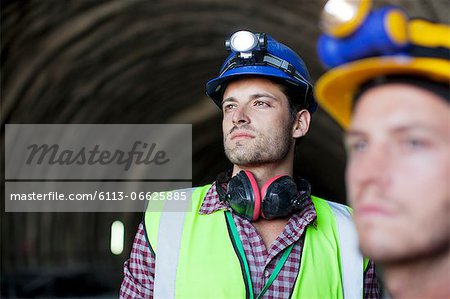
[198,182,229,215]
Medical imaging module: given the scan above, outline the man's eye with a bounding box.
[254,101,269,107]
[402,138,427,150]
[223,104,236,112]
[347,140,368,153]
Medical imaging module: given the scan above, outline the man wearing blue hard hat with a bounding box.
[121,30,379,298]
[316,0,449,298]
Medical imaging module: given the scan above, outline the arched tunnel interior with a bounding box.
[1,0,448,297]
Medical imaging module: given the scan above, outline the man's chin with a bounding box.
[225,149,261,165]
[226,156,264,166]
[358,229,411,264]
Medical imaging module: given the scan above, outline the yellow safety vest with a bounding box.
[144,184,368,298]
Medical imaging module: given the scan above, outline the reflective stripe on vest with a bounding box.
[327,201,363,299]
[147,185,365,298]
[153,188,194,299]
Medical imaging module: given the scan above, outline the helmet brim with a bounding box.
[315,56,450,129]
[206,65,309,107]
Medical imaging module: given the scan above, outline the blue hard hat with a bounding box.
[206,31,317,113]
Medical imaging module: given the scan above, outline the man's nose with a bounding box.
[232,106,250,125]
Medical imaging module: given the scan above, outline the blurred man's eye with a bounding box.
[346,140,368,154]
[401,137,428,151]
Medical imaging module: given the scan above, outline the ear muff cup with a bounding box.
[261,176,300,219]
[226,170,260,221]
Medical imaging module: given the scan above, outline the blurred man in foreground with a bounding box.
[316,0,449,297]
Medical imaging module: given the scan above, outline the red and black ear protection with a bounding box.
[216,170,310,221]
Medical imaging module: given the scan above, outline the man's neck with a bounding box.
[382,249,450,298]
[252,217,290,250]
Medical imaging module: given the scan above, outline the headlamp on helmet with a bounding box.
[225,31,267,59]
[318,1,409,68]
[320,0,372,38]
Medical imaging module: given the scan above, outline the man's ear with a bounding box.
[292,109,311,138]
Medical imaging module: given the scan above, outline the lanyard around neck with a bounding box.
[225,211,295,299]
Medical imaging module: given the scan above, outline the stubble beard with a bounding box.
[224,123,294,166]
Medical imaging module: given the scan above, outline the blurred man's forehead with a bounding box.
[353,75,449,107]
[350,83,449,136]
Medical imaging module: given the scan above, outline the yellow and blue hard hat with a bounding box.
[315,0,450,129]
[206,31,317,113]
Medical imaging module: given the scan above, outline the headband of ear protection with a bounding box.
[216,170,311,221]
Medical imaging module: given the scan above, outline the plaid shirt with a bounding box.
[120,183,379,298]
